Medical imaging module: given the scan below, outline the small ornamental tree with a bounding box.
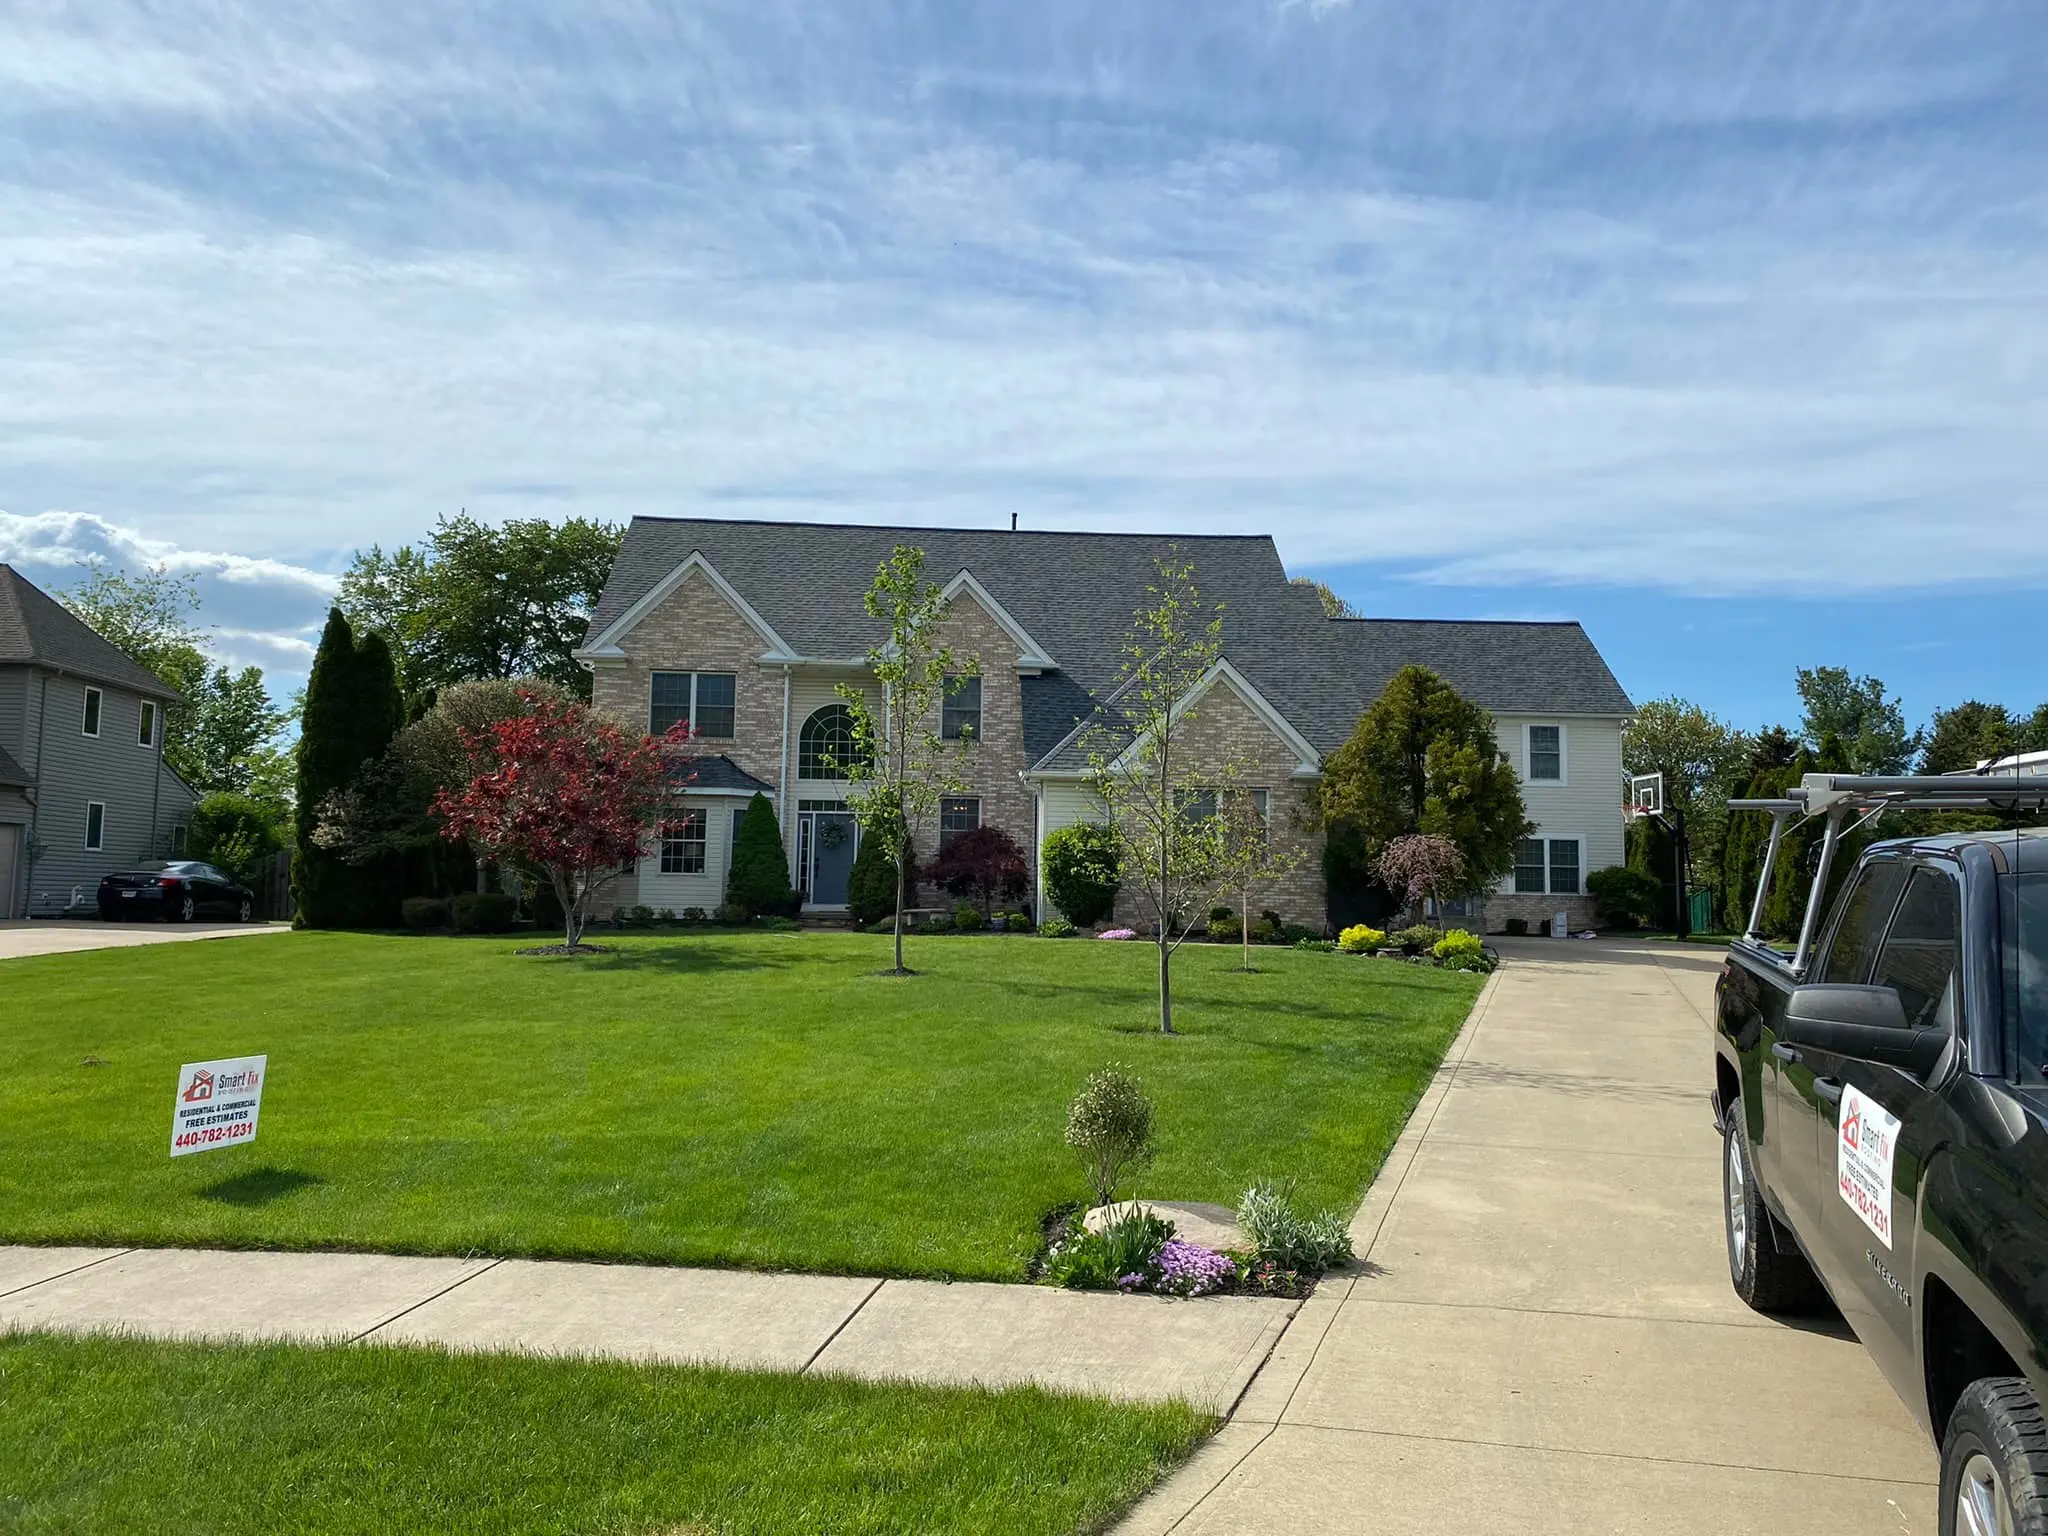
[1211,789,1306,971]
[726,792,797,918]
[1042,823,1122,927]
[837,546,977,975]
[1065,1066,1155,1211]
[847,814,913,927]
[925,826,1028,917]
[1375,833,1468,927]
[433,691,689,948]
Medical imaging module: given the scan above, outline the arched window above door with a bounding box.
[799,704,867,779]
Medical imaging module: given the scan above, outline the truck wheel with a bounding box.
[1722,1093,1821,1312]
[1941,1378,2048,1536]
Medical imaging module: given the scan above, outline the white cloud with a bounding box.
[0,0,2040,604]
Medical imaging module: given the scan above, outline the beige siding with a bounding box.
[1484,713,1628,931]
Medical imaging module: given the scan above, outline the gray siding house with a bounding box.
[0,565,198,918]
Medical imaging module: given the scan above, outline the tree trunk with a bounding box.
[558,868,580,947]
[1242,882,1253,972]
[1158,932,1174,1034]
[891,854,907,974]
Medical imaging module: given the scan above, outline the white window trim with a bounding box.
[1508,833,1584,896]
[82,686,103,738]
[85,800,106,851]
[1522,722,1567,786]
[138,699,157,748]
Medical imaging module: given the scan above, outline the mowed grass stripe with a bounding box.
[0,1329,1210,1535]
[1,931,1479,1278]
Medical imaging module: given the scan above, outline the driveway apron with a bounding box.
[1121,939,1938,1535]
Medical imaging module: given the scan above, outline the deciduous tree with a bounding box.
[341,513,622,701]
[434,691,689,948]
[925,825,1028,918]
[837,546,977,975]
[1796,666,1920,775]
[1376,834,1467,927]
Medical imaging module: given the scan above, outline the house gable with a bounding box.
[938,571,1058,672]
[578,551,798,662]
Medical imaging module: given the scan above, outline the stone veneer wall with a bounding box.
[1107,681,1325,932]
[1481,892,1599,934]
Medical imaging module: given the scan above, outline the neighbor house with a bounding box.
[576,520,1634,932]
[0,565,197,918]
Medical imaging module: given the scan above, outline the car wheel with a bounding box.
[174,893,195,924]
[1723,1092,1823,1312]
[238,897,253,923]
[1941,1378,2048,1536]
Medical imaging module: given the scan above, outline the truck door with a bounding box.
[1769,857,1907,1237]
[1811,861,1961,1396]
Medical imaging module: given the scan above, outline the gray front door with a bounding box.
[810,813,857,907]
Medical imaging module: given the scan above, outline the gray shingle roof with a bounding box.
[674,753,776,795]
[0,565,184,700]
[589,518,1632,773]
[0,742,30,788]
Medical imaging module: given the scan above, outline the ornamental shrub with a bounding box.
[848,823,912,927]
[726,793,798,919]
[1587,864,1661,931]
[1039,917,1077,938]
[1390,923,1439,955]
[1004,911,1034,932]
[401,896,451,931]
[1237,1182,1354,1274]
[1433,928,1484,963]
[712,900,750,925]
[1042,823,1122,927]
[1065,1067,1155,1210]
[1280,923,1321,946]
[1337,924,1384,954]
[1296,937,1336,952]
[1209,904,1235,924]
[1208,911,1243,942]
[926,826,1028,917]
[953,901,986,932]
[452,891,517,933]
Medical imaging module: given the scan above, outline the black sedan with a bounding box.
[98,862,255,923]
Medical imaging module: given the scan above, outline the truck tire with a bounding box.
[1722,1093,1822,1312]
[1941,1378,2048,1536]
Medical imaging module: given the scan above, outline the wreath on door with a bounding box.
[818,820,849,851]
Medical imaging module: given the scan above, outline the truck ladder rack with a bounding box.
[1728,770,2047,974]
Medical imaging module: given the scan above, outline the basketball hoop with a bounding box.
[1628,772,1665,823]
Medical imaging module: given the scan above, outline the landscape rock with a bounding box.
[1084,1199,1247,1254]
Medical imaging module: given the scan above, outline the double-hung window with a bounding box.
[1525,725,1563,783]
[660,811,707,875]
[650,672,737,739]
[82,687,102,738]
[942,675,982,740]
[139,700,157,748]
[85,801,106,851]
[938,796,981,848]
[1514,836,1582,895]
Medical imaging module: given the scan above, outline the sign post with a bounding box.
[170,1055,267,1157]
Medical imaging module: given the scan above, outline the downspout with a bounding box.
[1025,770,1042,924]
[150,699,163,856]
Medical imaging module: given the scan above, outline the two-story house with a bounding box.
[0,565,197,919]
[576,519,1634,931]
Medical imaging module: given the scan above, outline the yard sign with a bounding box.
[170,1055,267,1157]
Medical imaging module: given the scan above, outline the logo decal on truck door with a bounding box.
[1838,1086,1900,1248]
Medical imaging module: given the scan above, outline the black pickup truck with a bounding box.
[1712,774,2047,1536]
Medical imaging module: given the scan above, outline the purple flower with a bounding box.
[1098,928,1139,941]
[1116,1272,1146,1290]
[1155,1239,1237,1296]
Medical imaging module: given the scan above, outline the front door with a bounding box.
[809,813,858,908]
[1813,861,1962,1398]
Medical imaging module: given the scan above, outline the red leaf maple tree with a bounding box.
[435,689,692,948]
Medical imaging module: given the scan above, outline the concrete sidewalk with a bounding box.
[0,919,288,960]
[0,1244,1295,1411]
[1118,941,1938,1535]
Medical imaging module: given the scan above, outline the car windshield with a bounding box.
[2013,873,2048,1083]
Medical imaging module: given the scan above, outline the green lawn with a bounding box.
[0,1330,1208,1535]
[0,931,1479,1279]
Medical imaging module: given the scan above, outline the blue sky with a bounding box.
[0,1,2041,734]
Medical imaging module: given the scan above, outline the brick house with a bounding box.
[577,519,1634,932]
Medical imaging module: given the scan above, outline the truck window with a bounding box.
[1819,860,1907,985]
[2014,873,2047,1082]
[1870,867,1959,1031]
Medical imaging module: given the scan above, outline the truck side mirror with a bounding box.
[1783,984,1946,1077]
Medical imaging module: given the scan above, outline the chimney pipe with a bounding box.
[1010,513,1018,532]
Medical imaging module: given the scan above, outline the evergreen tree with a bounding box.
[725,793,797,918]
[847,809,913,927]
[293,609,405,928]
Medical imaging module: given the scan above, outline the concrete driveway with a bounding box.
[1123,939,1937,1534]
[0,919,288,960]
